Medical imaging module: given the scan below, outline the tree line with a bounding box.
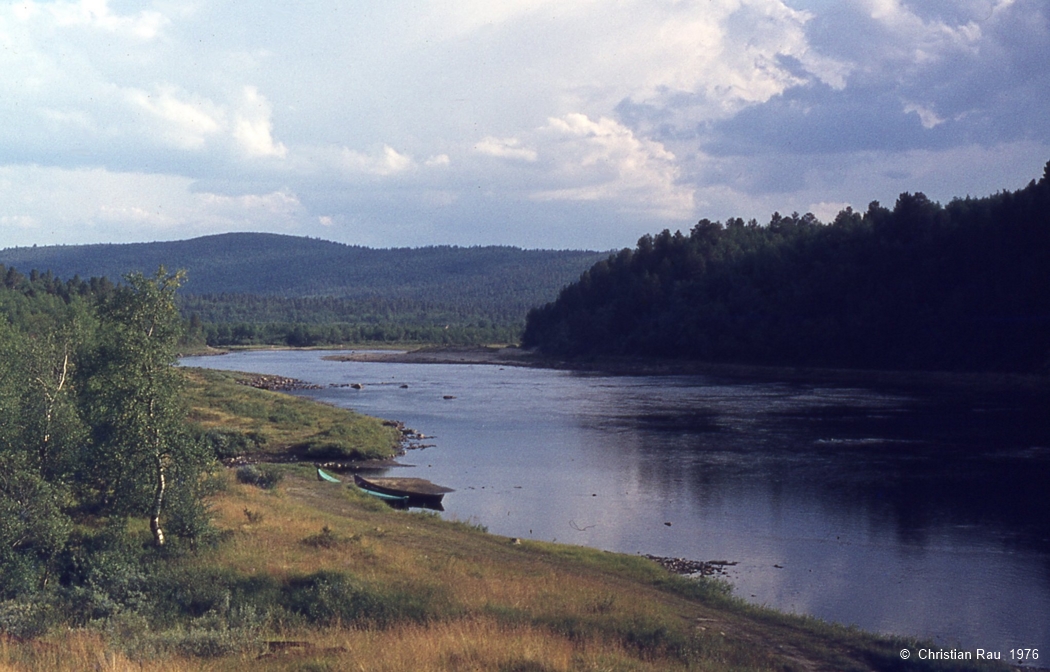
[179,293,522,347]
[0,234,609,347]
[523,162,1050,373]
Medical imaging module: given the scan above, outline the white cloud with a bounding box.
[856,0,990,73]
[474,137,538,162]
[339,145,414,176]
[122,84,287,159]
[0,0,1045,250]
[41,0,168,39]
[573,0,851,119]
[126,86,225,151]
[808,201,852,223]
[232,86,287,159]
[198,190,303,220]
[533,113,694,219]
[0,215,38,231]
[0,165,313,247]
[903,102,945,129]
[39,108,95,132]
[413,0,582,39]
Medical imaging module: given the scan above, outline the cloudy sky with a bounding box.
[0,0,1047,250]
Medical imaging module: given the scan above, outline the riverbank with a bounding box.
[1,466,1010,671]
[326,345,1050,393]
[159,354,1029,667]
[182,367,404,463]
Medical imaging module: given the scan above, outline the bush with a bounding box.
[0,598,59,639]
[202,429,263,459]
[0,455,73,599]
[281,572,436,627]
[302,526,351,549]
[59,521,152,623]
[235,465,283,489]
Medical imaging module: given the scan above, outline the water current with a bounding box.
[181,350,1050,658]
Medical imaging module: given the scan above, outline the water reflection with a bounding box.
[182,351,1050,654]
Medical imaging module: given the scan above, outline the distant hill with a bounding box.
[0,233,606,306]
[0,233,609,345]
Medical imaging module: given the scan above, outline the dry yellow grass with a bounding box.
[0,632,194,672]
[0,468,1008,672]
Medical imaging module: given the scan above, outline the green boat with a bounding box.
[354,484,410,505]
[316,467,342,483]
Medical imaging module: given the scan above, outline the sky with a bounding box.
[0,0,1047,251]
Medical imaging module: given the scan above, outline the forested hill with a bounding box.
[0,235,608,344]
[523,162,1050,373]
[0,233,606,307]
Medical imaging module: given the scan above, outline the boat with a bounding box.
[353,474,454,509]
[355,487,409,505]
[316,467,342,483]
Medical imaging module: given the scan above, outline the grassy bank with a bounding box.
[182,367,402,462]
[0,466,1009,671]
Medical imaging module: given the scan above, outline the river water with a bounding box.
[182,350,1050,657]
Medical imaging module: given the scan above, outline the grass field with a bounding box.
[0,465,1010,671]
[182,367,402,462]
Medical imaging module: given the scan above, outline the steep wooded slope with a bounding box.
[524,163,1050,372]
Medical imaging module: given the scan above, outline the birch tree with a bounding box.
[82,268,195,547]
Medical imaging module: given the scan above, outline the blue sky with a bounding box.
[0,0,1046,250]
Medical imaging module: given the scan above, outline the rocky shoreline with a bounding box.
[236,373,324,391]
[642,555,738,577]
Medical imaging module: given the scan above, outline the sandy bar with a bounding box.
[324,346,1050,393]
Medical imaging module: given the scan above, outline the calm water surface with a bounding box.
[182,350,1050,656]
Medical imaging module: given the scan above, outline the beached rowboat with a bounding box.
[353,474,454,508]
[316,467,342,483]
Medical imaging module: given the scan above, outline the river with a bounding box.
[181,349,1050,658]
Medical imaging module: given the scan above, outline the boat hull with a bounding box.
[353,474,453,510]
[316,467,342,483]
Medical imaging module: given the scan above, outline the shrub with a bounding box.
[59,521,151,624]
[202,429,263,459]
[235,464,283,489]
[0,598,59,639]
[281,572,437,627]
[301,526,348,549]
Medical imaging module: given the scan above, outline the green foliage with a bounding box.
[235,464,283,490]
[280,571,438,626]
[301,525,348,549]
[525,162,1050,373]
[200,427,265,459]
[0,597,61,639]
[77,268,213,547]
[0,234,608,346]
[195,317,523,347]
[60,519,154,623]
[0,266,222,639]
[0,454,72,598]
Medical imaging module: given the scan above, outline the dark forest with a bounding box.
[523,162,1050,373]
